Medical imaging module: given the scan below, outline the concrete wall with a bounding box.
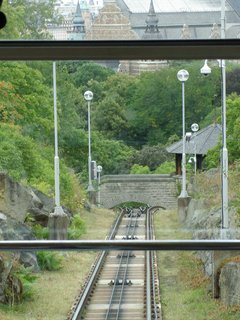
[100,174,177,209]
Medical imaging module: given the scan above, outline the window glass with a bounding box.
[1,0,240,40]
[0,58,239,241]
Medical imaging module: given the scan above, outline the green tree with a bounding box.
[226,94,240,162]
[91,73,138,142]
[73,62,114,89]
[1,0,61,39]
[128,63,220,146]
[0,80,26,124]
[226,67,240,95]
[205,94,240,168]
[133,144,173,171]
[0,62,53,141]
[92,94,128,139]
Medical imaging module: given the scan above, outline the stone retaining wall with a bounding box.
[100,174,177,209]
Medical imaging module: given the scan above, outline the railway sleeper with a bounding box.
[116,252,136,258]
[108,279,132,286]
[125,223,139,228]
[122,235,138,240]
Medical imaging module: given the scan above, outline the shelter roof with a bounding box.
[166,123,222,155]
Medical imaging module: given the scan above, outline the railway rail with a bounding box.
[68,207,161,320]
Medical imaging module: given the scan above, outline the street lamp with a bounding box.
[53,61,64,216]
[48,62,69,240]
[97,165,102,207]
[191,123,199,176]
[200,59,228,233]
[177,69,189,198]
[200,0,228,236]
[84,90,94,192]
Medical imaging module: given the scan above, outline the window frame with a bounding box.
[0,39,240,60]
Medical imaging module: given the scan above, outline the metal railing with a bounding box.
[0,240,240,251]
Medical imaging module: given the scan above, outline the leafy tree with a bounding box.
[56,63,87,143]
[73,62,114,89]
[226,67,240,95]
[91,131,135,175]
[133,144,173,171]
[0,81,26,124]
[1,0,61,39]
[128,63,220,146]
[205,94,240,168]
[92,94,129,139]
[0,62,53,141]
[91,73,138,142]
[225,94,240,162]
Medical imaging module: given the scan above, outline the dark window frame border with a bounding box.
[0,39,240,60]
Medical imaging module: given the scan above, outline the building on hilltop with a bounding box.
[119,0,168,75]
[85,0,138,69]
[142,0,163,40]
[48,0,240,41]
[115,0,240,39]
[48,0,91,40]
[85,0,138,40]
[68,1,86,40]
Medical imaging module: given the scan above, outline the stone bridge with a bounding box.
[99,174,177,209]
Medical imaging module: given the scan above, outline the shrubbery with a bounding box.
[155,161,175,174]
[130,164,151,174]
[130,161,175,174]
[36,251,63,271]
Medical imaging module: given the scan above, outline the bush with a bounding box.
[154,161,175,174]
[14,265,38,301]
[130,164,151,174]
[32,224,49,240]
[67,214,85,240]
[36,251,63,271]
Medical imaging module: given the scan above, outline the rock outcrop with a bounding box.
[0,172,51,225]
[185,189,240,305]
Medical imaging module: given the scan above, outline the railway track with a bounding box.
[68,207,161,320]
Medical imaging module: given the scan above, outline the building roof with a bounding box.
[115,0,240,39]
[73,1,85,25]
[142,0,163,39]
[166,123,222,155]
[121,0,232,13]
[228,0,240,16]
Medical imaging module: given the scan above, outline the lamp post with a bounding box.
[191,123,199,176]
[221,0,229,234]
[177,69,189,198]
[53,61,64,216]
[200,58,228,234]
[97,165,102,207]
[48,62,68,240]
[84,90,95,192]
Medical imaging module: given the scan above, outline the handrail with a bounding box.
[0,240,240,251]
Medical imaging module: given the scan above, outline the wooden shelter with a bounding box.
[166,123,222,174]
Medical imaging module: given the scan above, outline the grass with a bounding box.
[0,207,116,320]
[155,209,240,320]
